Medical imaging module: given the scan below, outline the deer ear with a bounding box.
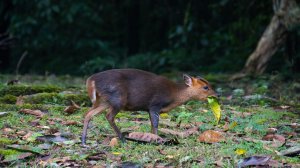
[183,74,193,87]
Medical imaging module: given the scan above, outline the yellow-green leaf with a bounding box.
[235,148,247,155]
[160,113,169,119]
[207,96,221,124]
[112,152,122,155]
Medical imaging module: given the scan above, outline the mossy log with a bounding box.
[0,85,62,96]
[0,95,17,104]
[0,92,91,106]
[21,93,91,106]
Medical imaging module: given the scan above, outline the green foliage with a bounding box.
[0,95,17,104]
[0,138,15,145]
[3,0,286,75]
[22,92,91,106]
[0,85,62,96]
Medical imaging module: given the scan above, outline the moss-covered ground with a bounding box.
[0,74,299,167]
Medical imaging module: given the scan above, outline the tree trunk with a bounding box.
[231,0,300,79]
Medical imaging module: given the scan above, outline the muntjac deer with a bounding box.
[81,69,217,145]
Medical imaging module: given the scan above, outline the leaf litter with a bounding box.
[0,75,299,167]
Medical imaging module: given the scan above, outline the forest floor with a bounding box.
[0,73,299,167]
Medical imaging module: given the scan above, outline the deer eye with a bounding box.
[203,86,209,90]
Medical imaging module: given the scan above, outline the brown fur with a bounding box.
[81,69,216,145]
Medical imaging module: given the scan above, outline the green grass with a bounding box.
[0,74,299,167]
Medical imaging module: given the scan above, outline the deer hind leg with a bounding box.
[106,107,124,142]
[81,103,108,145]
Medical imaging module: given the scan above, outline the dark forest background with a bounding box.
[1,0,300,76]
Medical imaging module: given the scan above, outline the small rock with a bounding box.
[109,138,119,147]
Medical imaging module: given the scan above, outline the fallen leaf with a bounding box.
[279,145,300,156]
[235,148,247,155]
[109,138,119,147]
[126,132,166,144]
[16,130,26,136]
[22,131,33,140]
[160,113,169,119]
[160,127,199,138]
[290,123,300,129]
[198,130,224,143]
[207,96,221,124]
[262,134,285,148]
[63,100,80,114]
[7,144,45,154]
[36,135,69,143]
[237,156,271,167]
[267,128,278,134]
[19,109,45,117]
[2,127,14,133]
[87,152,106,161]
[112,152,122,155]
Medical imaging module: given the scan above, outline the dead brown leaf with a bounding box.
[64,100,80,114]
[126,132,166,144]
[262,134,286,148]
[198,130,225,143]
[16,130,27,136]
[20,109,45,117]
[2,127,14,134]
[267,128,278,134]
[22,131,33,140]
[87,152,106,161]
[160,127,199,138]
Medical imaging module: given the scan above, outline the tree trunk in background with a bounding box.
[231,0,300,79]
